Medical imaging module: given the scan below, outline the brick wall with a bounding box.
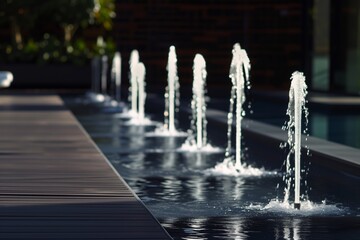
[114,0,306,91]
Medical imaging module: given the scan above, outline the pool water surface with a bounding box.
[65,95,360,240]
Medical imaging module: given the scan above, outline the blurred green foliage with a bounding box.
[0,0,116,65]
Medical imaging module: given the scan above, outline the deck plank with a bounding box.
[0,94,171,239]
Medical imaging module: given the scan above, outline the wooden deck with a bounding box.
[0,94,171,239]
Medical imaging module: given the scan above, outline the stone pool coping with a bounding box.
[205,108,360,170]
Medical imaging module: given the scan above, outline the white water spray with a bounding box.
[205,44,274,175]
[283,71,308,209]
[192,54,207,149]
[226,43,251,170]
[165,46,179,133]
[136,62,146,121]
[180,54,221,152]
[129,50,140,114]
[147,46,186,136]
[111,52,122,102]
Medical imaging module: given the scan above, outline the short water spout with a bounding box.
[166,46,179,133]
[129,50,140,115]
[226,43,250,170]
[192,54,207,149]
[111,52,122,102]
[284,71,308,209]
[86,56,107,103]
[136,62,146,121]
[101,55,108,95]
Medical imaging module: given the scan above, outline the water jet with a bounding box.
[283,71,308,209]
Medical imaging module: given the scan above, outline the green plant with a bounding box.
[44,0,95,43]
[0,0,48,49]
[0,0,116,64]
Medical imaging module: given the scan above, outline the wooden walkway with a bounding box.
[0,94,171,239]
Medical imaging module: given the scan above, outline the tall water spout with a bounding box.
[136,62,146,121]
[111,52,122,102]
[129,50,140,114]
[165,46,179,133]
[192,54,207,149]
[101,55,108,94]
[283,71,308,209]
[226,43,250,170]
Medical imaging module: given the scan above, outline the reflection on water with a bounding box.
[65,97,360,240]
[185,218,207,240]
[234,177,245,201]
[159,216,360,240]
[276,219,302,240]
[163,137,177,169]
[225,218,247,240]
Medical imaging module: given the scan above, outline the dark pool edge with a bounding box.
[205,108,360,171]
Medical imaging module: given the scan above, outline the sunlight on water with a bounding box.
[204,157,278,177]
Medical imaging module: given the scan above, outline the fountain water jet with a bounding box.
[204,43,278,176]
[125,61,154,125]
[101,55,108,95]
[226,43,251,170]
[111,52,122,103]
[129,50,140,115]
[165,46,179,133]
[249,72,344,213]
[85,56,110,104]
[191,54,207,149]
[147,46,187,136]
[121,52,154,124]
[283,71,308,209]
[99,52,124,112]
[137,62,146,122]
[180,54,220,152]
